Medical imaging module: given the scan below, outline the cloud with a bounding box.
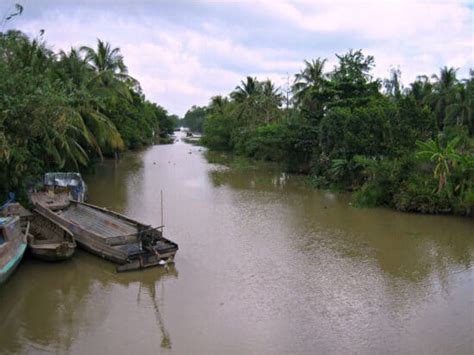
[243,0,470,39]
[6,0,473,115]
[245,0,473,80]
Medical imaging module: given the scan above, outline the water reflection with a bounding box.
[0,251,177,354]
[0,255,82,353]
[208,154,474,295]
[1,138,473,354]
[85,151,145,213]
[137,275,175,349]
[205,155,474,353]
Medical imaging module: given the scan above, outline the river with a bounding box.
[1,132,473,354]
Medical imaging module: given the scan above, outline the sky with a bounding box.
[2,0,473,116]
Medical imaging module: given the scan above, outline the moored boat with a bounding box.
[0,216,28,285]
[28,208,76,261]
[31,192,178,272]
[1,201,76,261]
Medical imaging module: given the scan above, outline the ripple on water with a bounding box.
[1,136,473,354]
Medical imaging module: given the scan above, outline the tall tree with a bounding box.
[81,39,138,99]
[230,76,261,103]
[446,71,473,133]
[292,58,328,107]
[430,66,458,130]
[407,75,433,104]
[81,39,127,75]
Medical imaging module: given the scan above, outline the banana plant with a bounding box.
[416,136,462,193]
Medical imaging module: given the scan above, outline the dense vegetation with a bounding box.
[0,28,175,200]
[181,105,207,133]
[187,50,473,215]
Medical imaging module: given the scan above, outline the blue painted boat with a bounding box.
[0,216,28,285]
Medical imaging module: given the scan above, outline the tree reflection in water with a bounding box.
[0,251,178,353]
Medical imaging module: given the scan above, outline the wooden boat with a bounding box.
[1,202,76,261]
[0,216,28,285]
[31,192,178,272]
[28,208,76,261]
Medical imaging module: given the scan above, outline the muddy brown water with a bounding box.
[1,132,473,354]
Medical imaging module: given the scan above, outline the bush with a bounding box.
[352,181,387,207]
[202,113,233,151]
[351,155,414,207]
[393,175,452,214]
[236,123,287,161]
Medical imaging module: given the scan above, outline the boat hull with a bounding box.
[28,207,76,262]
[76,237,176,272]
[29,242,75,261]
[74,235,177,272]
[0,242,27,285]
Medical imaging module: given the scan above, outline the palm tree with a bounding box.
[54,46,125,155]
[262,80,282,100]
[209,95,228,114]
[408,75,433,104]
[80,39,138,98]
[446,84,472,127]
[56,48,91,87]
[446,72,474,134]
[230,76,261,103]
[80,39,127,75]
[43,106,96,169]
[261,80,283,123]
[292,58,328,106]
[1,30,53,74]
[430,66,458,130]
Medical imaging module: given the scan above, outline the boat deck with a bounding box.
[30,192,70,210]
[58,204,138,239]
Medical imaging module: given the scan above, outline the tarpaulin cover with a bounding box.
[43,172,87,202]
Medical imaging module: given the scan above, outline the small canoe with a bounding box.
[28,208,76,261]
[0,216,28,285]
[32,193,178,272]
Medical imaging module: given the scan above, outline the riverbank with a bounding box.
[185,141,473,217]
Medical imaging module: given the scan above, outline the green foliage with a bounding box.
[202,78,283,151]
[283,117,319,173]
[351,155,414,207]
[415,135,474,213]
[0,30,174,199]
[416,136,462,192]
[194,49,473,215]
[182,105,207,133]
[393,173,456,214]
[235,123,287,161]
[352,181,387,207]
[201,110,233,151]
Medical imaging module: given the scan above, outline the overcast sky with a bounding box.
[2,0,473,116]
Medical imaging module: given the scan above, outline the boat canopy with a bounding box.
[43,172,87,202]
